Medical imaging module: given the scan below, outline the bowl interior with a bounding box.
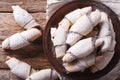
[43,0,120,80]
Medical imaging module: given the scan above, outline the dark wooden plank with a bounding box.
[0,0,46,13]
[0,12,48,69]
[0,70,22,80]
[0,43,51,69]
[0,13,46,40]
[0,0,120,80]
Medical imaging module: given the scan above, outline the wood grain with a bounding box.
[0,0,49,80]
[0,12,49,69]
[0,13,46,40]
[0,43,51,69]
[0,0,46,13]
[0,0,120,80]
[0,70,23,80]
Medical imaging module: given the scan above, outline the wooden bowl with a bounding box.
[43,0,120,80]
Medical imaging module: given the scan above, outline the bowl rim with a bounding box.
[43,0,120,80]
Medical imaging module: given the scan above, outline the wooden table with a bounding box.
[0,0,51,80]
[0,0,120,80]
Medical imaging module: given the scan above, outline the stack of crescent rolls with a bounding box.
[51,6,116,73]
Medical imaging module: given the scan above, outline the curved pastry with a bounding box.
[2,28,41,50]
[12,5,40,29]
[26,69,58,80]
[66,9,101,46]
[6,57,36,79]
[53,7,92,58]
[91,12,116,73]
[62,37,103,63]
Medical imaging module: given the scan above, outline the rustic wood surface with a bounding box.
[0,0,46,13]
[0,10,48,70]
[0,0,50,80]
[0,0,119,80]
